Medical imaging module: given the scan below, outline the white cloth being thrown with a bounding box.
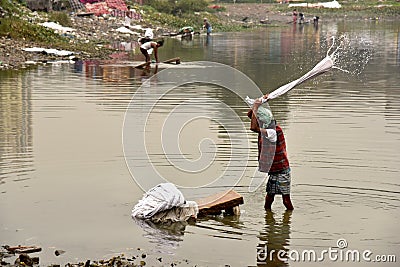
[246,55,334,104]
[131,183,198,222]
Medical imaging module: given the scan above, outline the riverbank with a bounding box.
[2,2,398,71]
[0,245,188,267]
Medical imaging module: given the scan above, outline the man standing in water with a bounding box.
[248,95,294,211]
[203,18,212,35]
[292,9,298,23]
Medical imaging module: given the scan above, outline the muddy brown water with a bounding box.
[1,20,399,266]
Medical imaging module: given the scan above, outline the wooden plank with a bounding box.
[5,245,42,254]
[133,61,151,69]
[133,57,180,69]
[163,57,181,64]
[196,190,244,216]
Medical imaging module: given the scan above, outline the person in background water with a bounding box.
[292,9,298,23]
[247,95,294,211]
[313,15,320,25]
[299,12,305,24]
[140,40,164,63]
[203,18,212,35]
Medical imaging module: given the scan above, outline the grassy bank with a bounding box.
[0,0,114,58]
[140,7,244,33]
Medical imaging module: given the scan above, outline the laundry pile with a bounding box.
[84,1,109,16]
[132,183,244,223]
[84,0,126,16]
[69,0,141,19]
[131,183,199,223]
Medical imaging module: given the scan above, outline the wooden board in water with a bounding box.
[133,57,181,69]
[196,190,244,216]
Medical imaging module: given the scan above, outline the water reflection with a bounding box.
[124,80,255,197]
[79,59,160,82]
[0,72,34,184]
[205,34,211,47]
[257,211,292,267]
[109,41,138,52]
[180,35,194,47]
[398,31,400,65]
[196,214,244,239]
[132,217,189,254]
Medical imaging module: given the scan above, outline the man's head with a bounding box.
[256,106,273,129]
[156,40,164,47]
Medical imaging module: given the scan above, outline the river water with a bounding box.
[1,21,399,266]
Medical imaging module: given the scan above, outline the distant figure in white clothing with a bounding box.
[139,28,154,45]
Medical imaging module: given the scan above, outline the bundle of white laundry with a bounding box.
[131,183,198,223]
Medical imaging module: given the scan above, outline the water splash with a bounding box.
[327,35,350,73]
[326,34,373,77]
[246,34,373,103]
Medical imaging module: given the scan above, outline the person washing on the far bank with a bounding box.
[292,9,298,23]
[203,18,212,35]
[140,40,164,63]
[299,12,305,24]
[247,95,294,211]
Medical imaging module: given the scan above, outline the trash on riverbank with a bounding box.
[22,47,74,57]
[115,26,138,35]
[40,21,75,34]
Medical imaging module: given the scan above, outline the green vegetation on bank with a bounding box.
[124,0,239,32]
[0,13,109,54]
[0,17,64,42]
[0,0,70,43]
[137,4,242,32]
[145,0,209,15]
[0,0,68,41]
[0,0,19,14]
[48,11,72,27]
[0,0,113,56]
